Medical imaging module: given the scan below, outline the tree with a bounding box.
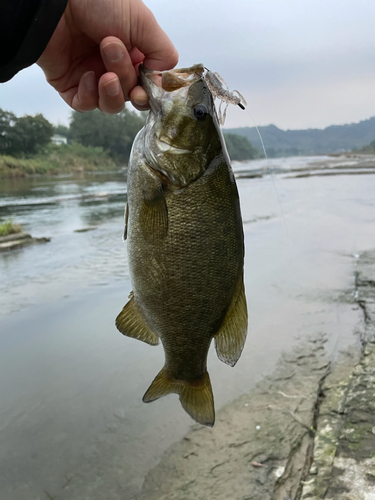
[70,108,144,163]
[223,133,258,161]
[54,124,71,140]
[0,109,17,154]
[0,108,53,156]
[14,114,54,155]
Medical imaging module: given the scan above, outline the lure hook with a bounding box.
[204,67,247,125]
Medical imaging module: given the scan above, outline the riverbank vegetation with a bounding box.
[0,220,22,237]
[0,107,143,178]
[69,109,145,163]
[0,106,259,178]
[0,143,116,178]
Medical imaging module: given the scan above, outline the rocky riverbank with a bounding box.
[301,250,375,500]
[137,250,375,500]
[0,232,50,252]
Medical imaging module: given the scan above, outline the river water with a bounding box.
[1,155,375,499]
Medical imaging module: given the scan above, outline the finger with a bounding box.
[98,72,125,114]
[100,37,138,102]
[70,71,98,112]
[131,3,179,71]
[129,47,145,67]
[130,85,149,111]
[56,52,106,110]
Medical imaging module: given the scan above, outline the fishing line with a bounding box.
[204,66,293,265]
[243,107,295,267]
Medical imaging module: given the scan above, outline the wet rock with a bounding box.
[74,227,97,233]
[0,232,50,252]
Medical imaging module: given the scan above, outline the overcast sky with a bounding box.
[1,0,375,130]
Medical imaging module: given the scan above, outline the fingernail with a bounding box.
[102,43,124,63]
[103,78,120,97]
[133,94,148,106]
[84,71,96,91]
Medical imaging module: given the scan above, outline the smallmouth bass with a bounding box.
[116,64,247,427]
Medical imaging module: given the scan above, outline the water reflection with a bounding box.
[0,170,128,316]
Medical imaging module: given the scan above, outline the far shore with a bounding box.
[0,152,119,179]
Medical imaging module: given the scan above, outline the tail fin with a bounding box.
[142,367,215,427]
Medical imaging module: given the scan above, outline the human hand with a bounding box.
[37,0,178,113]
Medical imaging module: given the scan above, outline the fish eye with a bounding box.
[193,104,208,121]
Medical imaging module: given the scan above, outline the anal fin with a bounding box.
[116,292,159,346]
[143,367,215,427]
[214,275,248,367]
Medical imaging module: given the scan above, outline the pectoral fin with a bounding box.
[143,367,215,427]
[214,276,248,367]
[116,292,159,346]
[140,178,168,241]
[140,195,168,241]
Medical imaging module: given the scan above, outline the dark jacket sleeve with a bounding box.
[0,0,68,83]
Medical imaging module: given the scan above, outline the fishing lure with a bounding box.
[204,68,247,125]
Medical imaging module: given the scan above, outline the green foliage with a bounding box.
[0,155,39,177]
[0,220,22,236]
[70,108,144,163]
[0,143,115,179]
[54,124,71,140]
[223,133,258,161]
[37,142,111,161]
[34,142,115,172]
[0,107,127,177]
[0,109,54,156]
[0,109,17,154]
[15,114,54,155]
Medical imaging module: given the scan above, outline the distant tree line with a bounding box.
[0,107,145,164]
[63,112,258,162]
[227,117,375,156]
[223,133,258,161]
[0,106,259,164]
[68,109,145,163]
[353,138,375,153]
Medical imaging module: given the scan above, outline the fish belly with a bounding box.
[127,156,244,379]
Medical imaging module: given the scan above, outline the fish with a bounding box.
[116,64,248,427]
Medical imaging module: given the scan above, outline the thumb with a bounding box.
[130,1,179,71]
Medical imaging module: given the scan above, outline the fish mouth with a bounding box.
[139,64,204,95]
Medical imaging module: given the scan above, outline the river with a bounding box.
[1,155,375,499]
